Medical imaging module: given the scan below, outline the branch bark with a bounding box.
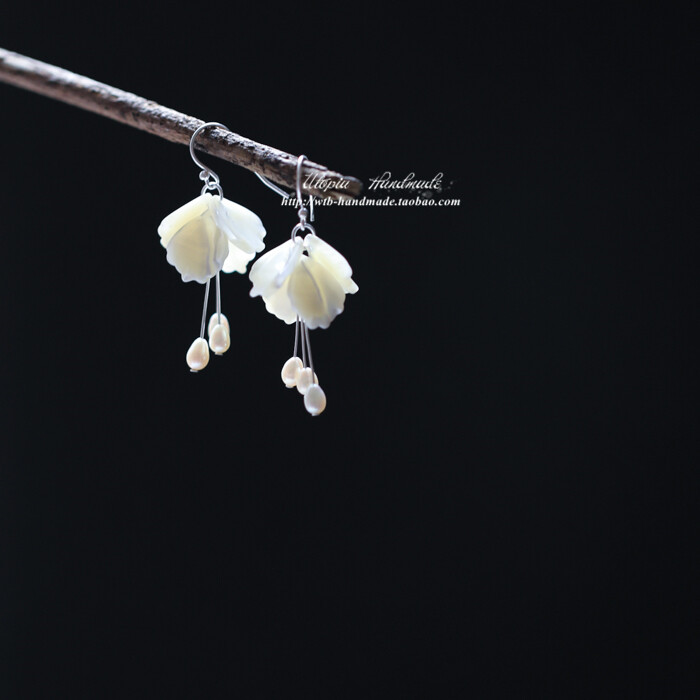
[0,48,362,199]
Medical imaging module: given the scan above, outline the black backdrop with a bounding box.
[1,5,696,698]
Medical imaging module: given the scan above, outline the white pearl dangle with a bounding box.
[280,317,326,416]
[185,273,231,372]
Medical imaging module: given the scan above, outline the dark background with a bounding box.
[1,5,697,698]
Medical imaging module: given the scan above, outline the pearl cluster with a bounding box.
[281,356,326,416]
[186,312,231,372]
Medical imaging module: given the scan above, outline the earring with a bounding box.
[249,156,358,416]
[157,122,266,372]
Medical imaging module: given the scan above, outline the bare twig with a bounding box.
[0,48,362,199]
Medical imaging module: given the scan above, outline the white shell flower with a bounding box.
[158,193,266,283]
[249,233,358,329]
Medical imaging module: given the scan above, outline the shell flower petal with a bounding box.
[274,237,304,287]
[263,276,298,324]
[249,234,357,328]
[222,240,256,274]
[163,209,228,284]
[287,255,346,329]
[158,194,210,250]
[215,198,266,256]
[304,233,359,294]
[249,239,298,299]
[158,193,266,282]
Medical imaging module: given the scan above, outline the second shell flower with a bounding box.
[249,233,358,329]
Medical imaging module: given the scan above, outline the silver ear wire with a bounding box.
[256,155,315,227]
[295,155,315,224]
[190,122,230,198]
[191,124,316,224]
[255,172,289,199]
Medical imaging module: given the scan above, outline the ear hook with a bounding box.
[190,122,229,197]
[295,154,315,224]
[255,172,289,199]
[256,155,315,223]
[192,123,315,221]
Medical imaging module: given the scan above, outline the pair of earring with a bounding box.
[156,122,358,416]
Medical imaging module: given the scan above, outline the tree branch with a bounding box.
[0,48,362,200]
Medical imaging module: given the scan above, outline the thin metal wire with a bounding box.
[295,156,315,224]
[293,316,300,358]
[255,172,290,199]
[215,271,221,325]
[199,279,211,338]
[304,322,315,377]
[296,154,305,203]
[300,320,308,368]
[190,122,229,198]
[191,126,316,220]
[256,154,315,225]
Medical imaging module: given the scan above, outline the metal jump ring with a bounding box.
[291,222,316,240]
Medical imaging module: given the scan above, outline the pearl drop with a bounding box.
[209,323,230,355]
[208,313,230,337]
[281,356,303,388]
[296,368,319,395]
[186,337,209,371]
[304,384,326,416]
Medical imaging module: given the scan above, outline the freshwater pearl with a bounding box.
[208,313,230,337]
[209,323,230,355]
[281,356,303,388]
[304,384,327,416]
[186,337,210,371]
[296,368,319,395]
